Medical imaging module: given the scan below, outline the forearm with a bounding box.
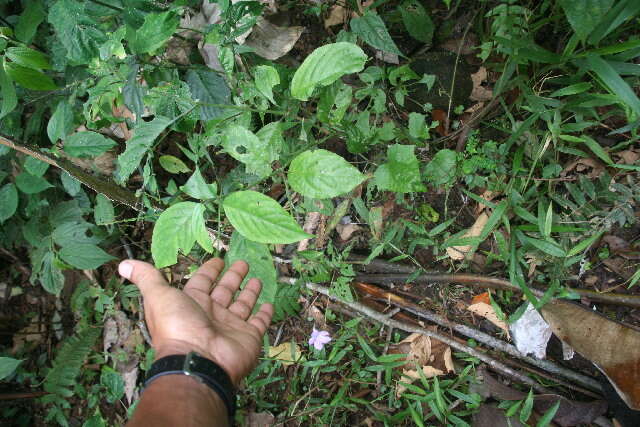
[126,375,229,427]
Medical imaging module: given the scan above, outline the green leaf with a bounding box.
[559,0,614,41]
[225,231,277,306]
[588,0,640,45]
[400,0,434,44]
[374,144,425,193]
[100,366,124,404]
[130,11,179,54]
[15,0,46,44]
[40,251,65,294]
[64,132,115,158]
[47,100,74,143]
[587,54,640,117]
[94,194,115,226]
[536,400,561,427]
[566,230,605,257]
[0,59,17,120]
[525,237,566,258]
[4,62,56,91]
[423,149,457,187]
[0,183,18,223]
[0,357,22,380]
[48,0,106,64]
[180,168,217,200]
[24,156,48,177]
[520,389,534,423]
[15,171,52,194]
[5,47,51,70]
[123,64,145,119]
[223,191,311,244]
[582,135,613,164]
[288,149,366,198]
[408,112,428,139]
[543,202,553,238]
[115,116,172,183]
[185,68,231,121]
[61,171,81,196]
[549,82,592,97]
[351,12,401,55]
[291,42,367,101]
[151,202,213,268]
[222,124,280,178]
[254,65,280,104]
[59,243,116,269]
[159,155,191,174]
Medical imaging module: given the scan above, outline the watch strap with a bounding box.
[145,352,235,423]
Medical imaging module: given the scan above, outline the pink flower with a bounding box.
[308,327,331,350]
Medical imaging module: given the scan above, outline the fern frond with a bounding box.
[44,326,101,398]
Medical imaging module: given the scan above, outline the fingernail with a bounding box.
[119,261,133,280]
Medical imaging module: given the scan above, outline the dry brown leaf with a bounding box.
[440,32,479,55]
[12,315,44,353]
[244,18,303,60]
[472,404,526,427]
[467,302,509,334]
[470,67,493,102]
[616,149,639,165]
[336,223,361,241]
[297,212,322,252]
[245,411,275,426]
[446,212,489,260]
[268,342,302,367]
[472,292,491,305]
[561,157,605,179]
[541,299,640,409]
[324,4,348,28]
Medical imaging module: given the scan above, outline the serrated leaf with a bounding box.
[559,0,614,41]
[48,0,106,64]
[291,42,367,101]
[223,191,311,244]
[374,144,425,193]
[351,12,401,55]
[159,155,191,174]
[15,172,52,194]
[47,100,74,142]
[94,194,115,226]
[0,183,18,223]
[4,62,56,90]
[186,68,231,121]
[151,202,213,268]
[64,132,115,158]
[400,0,434,44]
[130,11,179,54]
[115,116,172,183]
[59,243,116,269]
[423,149,457,187]
[0,59,17,120]
[225,231,277,306]
[40,251,65,294]
[288,149,366,198]
[180,168,217,200]
[15,0,46,44]
[0,357,22,380]
[5,47,51,70]
[254,65,280,104]
[222,124,280,178]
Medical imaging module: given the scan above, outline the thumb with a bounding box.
[118,259,168,297]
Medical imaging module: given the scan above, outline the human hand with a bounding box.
[118,258,273,387]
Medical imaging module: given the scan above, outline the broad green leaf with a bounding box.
[374,144,425,193]
[559,0,613,41]
[291,42,367,101]
[0,183,18,223]
[525,237,566,258]
[400,0,434,44]
[582,135,613,164]
[123,64,145,119]
[186,68,231,121]
[423,149,457,187]
[15,171,52,194]
[5,47,51,70]
[100,366,124,404]
[180,168,217,200]
[94,194,115,226]
[536,401,561,427]
[47,100,74,142]
[130,11,179,54]
[151,202,213,268]
[40,252,65,294]
[520,389,535,423]
[24,156,48,177]
[225,231,278,305]
[61,171,81,196]
[223,191,311,244]
[408,112,428,139]
[48,0,106,64]
[159,155,191,174]
[254,65,279,104]
[0,357,22,380]
[567,230,605,257]
[15,0,46,44]
[351,12,401,55]
[115,116,172,183]
[0,59,17,120]
[52,221,96,248]
[64,132,116,158]
[59,243,116,269]
[587,54,640,116]
[288,149,366,198]
[549,82,592,97]
[4,62,56,90]
[222,125,280,178]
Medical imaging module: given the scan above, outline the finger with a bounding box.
[210,260,248,307]
[228,278,261,320]
[248,303,274,336]
[184,258,224,296]
[118,260,169,298]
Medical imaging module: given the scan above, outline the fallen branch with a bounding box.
[303,281,551,394]
[353,282,602,393]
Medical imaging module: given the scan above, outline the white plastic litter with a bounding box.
[510,303,552,359]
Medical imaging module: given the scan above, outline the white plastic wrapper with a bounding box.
[510,303,552,359]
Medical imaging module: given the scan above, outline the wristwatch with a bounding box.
[145,352,236,424]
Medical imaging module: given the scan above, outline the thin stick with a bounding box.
[304,282,550,394]
[353,282,602,393]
